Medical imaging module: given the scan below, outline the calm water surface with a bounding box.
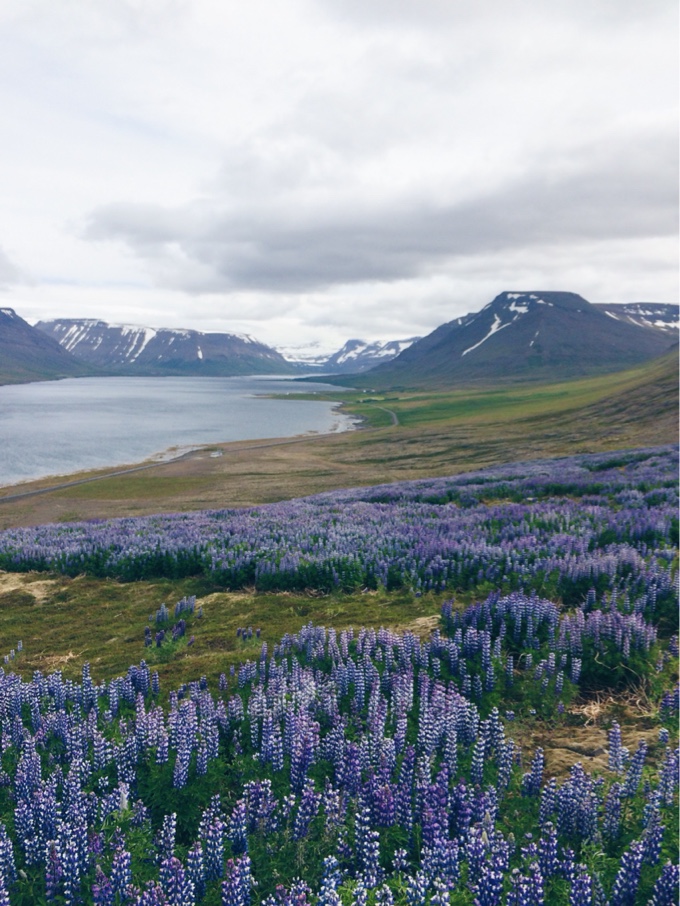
[0,375,355,487]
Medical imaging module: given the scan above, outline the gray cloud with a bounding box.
[4,0,676,347]
[85,126,677,295]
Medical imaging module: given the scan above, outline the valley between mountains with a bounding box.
[0,290,677,906]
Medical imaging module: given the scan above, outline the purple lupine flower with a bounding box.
[159,855,195,906]
[92,865,114,906]
[507,868,530,906]
[156,812,177,864]
[608,840,644,906]
[429,877,450,906]
[473,859,504,906]
[173,739,191,789]
[110,847,133,899]
[0,825,15,891]
[521,748,544,797]
[648,861,680,906]
[405,871,429,906]
[569,866,592,906]
[229,799,249,855]
[608,722,624,773]
[351,880,369,906]
[527,861,545,905]
[293,780,321,841]
[497,739,515,793]
[470,736,486,786]
[602,783,622,842]
[354,803,381,888]
[203,817,225,880]
[317,856,342,906]
[186,843,205,901]
[221,855,252,906]
[538,822,558,879]
[392,848,408,875]
[658,746,679,805]
[45,841,63,903]
[465,827,488,883]
[61,837,83,906]
[622,739,647,797]
[134,881,167,905]
[641,813,664,866]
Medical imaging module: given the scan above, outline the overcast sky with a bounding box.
[0,0,677,353]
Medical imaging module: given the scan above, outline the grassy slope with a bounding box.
[0,572,444,692]
[0,346,676,529]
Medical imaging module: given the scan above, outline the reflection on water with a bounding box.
[0,375,355,486]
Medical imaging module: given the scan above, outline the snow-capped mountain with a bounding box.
[35,319,295,376]
[273,341,340,370]
[343,291,677,388]
[276,338,420,373]
[593,303,679,333]
[322,338,420,373]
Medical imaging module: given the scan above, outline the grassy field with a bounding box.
[0,570,445,691]
[0,347,676,529]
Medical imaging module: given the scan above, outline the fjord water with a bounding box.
[0,375,355,487]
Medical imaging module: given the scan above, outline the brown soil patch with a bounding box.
[35,650,81,670]
[402,615,440,636]
[0,571,61,602]
[530,723,663,779]
[533,726,610,777]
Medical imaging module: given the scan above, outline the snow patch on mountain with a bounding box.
[595,303,679,334]
[462,314,511,356]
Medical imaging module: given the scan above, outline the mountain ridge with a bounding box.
[335,291,676,389]
[593,302,679,333]
[279,337,420,373]
[35,318,295,377]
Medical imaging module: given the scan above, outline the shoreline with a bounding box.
[0,424,363,504]
[0,376,361,495]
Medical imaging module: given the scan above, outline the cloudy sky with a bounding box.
[0,0,677,353]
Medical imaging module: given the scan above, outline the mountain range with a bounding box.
[279,337,420,373]
[34,319,295,377]
[339,291,677,389]
[0,293,677,388]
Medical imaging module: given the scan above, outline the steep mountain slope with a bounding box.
[344,291,676,389]
[35,319,295,376]
[594,302,679,333]
[0,308,94,385]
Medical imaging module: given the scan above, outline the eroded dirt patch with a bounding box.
[34,651,82,670]
[0,571,61,603]
[402,615,440,636]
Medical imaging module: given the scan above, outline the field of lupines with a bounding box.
[0,447,677,618]
[0,592,677,905]
[0,444,676,904]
